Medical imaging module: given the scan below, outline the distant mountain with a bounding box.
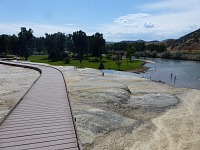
[166,28,200,50]
[121,40,139,44]
[106,42,116,44]
[121,40,160,44]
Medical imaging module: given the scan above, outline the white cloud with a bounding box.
[114,13,150,25]
[99,0,200,41]
[144,22,155,28]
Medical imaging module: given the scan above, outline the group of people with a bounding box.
[150,73,177,82]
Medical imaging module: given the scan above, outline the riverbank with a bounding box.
[126,58,157,73]
[126,66,149,73]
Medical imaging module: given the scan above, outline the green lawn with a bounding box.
[27,55,145,71]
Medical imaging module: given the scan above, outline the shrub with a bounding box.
[150,51,157,58]
[116,59,122,70]
[144,51,151,57]
[61,52,68,60]
[172,51,185,60]
[134,52,140,59]
[63,57,70,64]
[106,53,112,60]
[98,62,105,69]
[48,49,59,61]
[195,54,200,61]
[161,51,172,59]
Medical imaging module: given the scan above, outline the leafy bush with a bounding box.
[63,57,70,64]
[150,51,157,58]
[161,51,172,59]
[134,52,140,59]
[61,52,68,60]
[116,59,122,70]
[172,51,186,60]
[98,62,105,69]
[144,51,151,57]
[48,49,59,61]
[195,54,200,61]
[106,53,112,60]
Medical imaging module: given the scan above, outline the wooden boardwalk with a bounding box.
[0,61,80,150]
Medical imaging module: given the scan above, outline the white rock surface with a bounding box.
[57,66,200,150]
[0,64,39,122]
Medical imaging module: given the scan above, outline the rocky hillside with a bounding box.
[165,28,200,50]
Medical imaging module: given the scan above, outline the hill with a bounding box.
[166,28,200,50]
[121,40,160,44]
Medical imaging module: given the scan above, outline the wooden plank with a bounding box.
[0,135,77,148]
[0,130,75,143]
[0,139,78,150]
[0,122,74,133]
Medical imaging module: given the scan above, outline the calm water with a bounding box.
[140,58,200,89]
[104,58,200,90]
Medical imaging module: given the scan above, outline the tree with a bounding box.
[66,34,73,53]
[0,34,9,56]
[48,49,59,61]
[9,35,19,55]
[90,33,105,60]
[116,55,122,70]
[45,32,66,55]
[126,47,135,61]
[72,30,88,67]
[126,47,136,66]
[18,27,34,60]
[113,42,128,51]
[131,42,145,52]
[35,37,45,54]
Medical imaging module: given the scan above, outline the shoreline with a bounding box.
[125,60,150,73]
[126,66,149,73]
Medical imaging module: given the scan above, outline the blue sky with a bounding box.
[0,0,200,42]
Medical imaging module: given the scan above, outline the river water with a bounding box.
[104,58,200,90]
[140,58,200,89]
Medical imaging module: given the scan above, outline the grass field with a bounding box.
[26,55,145,71]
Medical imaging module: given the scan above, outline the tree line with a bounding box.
[106,41,167,59]
[4,27,191,63]
[0,27,106,64]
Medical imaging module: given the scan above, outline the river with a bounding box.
[140,58,200,89]
[104,58,200,90]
